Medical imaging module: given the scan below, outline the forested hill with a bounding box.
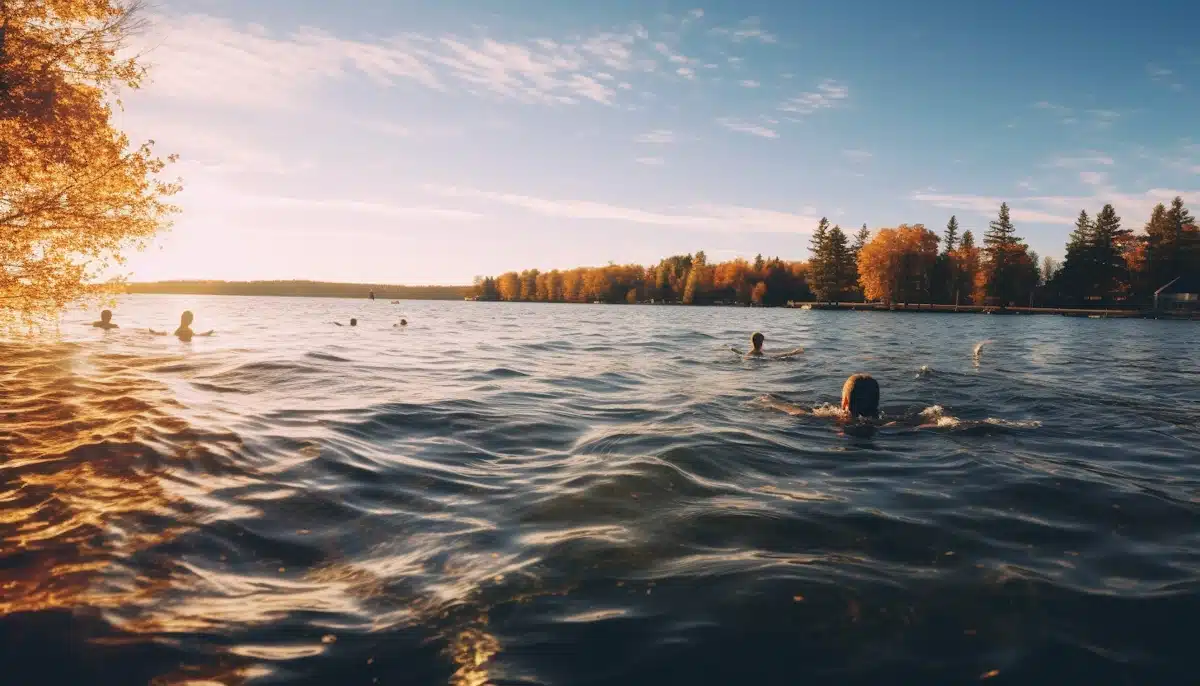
[123,280,471,300]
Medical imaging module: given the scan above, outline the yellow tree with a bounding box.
[1,0,180,321]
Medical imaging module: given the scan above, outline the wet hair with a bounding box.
[751,332,765,349]
[181,310,194,326]
[841,374,880,418]
[400,319,407,326]
[350,318,357,326]
[100,309,112,322]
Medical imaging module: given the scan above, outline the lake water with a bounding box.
[2,295,1198,686]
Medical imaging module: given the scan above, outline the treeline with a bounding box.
[475,197,1197,308]
[125,281,470,300]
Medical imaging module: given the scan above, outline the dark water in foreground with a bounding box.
[2,295,1198,686]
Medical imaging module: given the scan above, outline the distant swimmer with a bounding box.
[731,332,804,359]
[394,318,408,327]
[972,340,992,358]
[150,310,213,341]
[334,318,358,327]
[92,309,119,330]
[369,291,376,301]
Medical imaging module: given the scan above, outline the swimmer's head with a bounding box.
[751,332,765,351]
[180,310,194,326]
[350,318,357,327]
[100,309,112,323]
[841,373,880,418]
[400,319,407,326]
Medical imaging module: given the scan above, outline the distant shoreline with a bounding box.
[123,280,470,300]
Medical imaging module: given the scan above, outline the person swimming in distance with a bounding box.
[731,332,804,359]
[150,310,213,341]
[394,318,408,327]
[92,309,119,330]
[334,318,358,327]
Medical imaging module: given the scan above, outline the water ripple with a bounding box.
[1,297,1198,685]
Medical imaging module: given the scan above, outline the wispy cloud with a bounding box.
[779,79,849,116]
[716,117,778,139]
[1032,101,1122,128]
[1148,64,1184,91]
[843,149,872,161]
[231,194,484,220]
[636,156,665,166]
[739,79,760,88]
[1048,152,1115,168]
[910,193,1078,225]
[1079,171,1108,186]
[635,129,676,144]
[134,12,722,110]
[422,185,820,233]
[711,17,778,44]
[912,188,1199,226]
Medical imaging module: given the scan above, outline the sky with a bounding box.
[115,0,1200,284]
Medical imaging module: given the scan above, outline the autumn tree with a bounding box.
[751,281,767,305]
[1,0,180,321]
[856,224,939,305]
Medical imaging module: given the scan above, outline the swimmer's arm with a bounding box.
[197,330,214,337]
[730,346,744,355]
[771,347,805,359]
[762,397,808,416]
[333,322,343,326]
[148,329,166,335]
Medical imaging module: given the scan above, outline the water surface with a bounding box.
[2,295,1198,685]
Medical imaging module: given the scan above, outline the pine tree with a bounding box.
[827,225,851,302]
[1055,210,1093,302]
[982,202,1029,305]
[850,224,870,300]
[1090,204,1130,302]
[1164,196,1198,283]
[753,253,765,272]
[943,215,959,254]
[960,231,975,250]
[808,218,831,301]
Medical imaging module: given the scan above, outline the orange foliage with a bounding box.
[856,224,939,303]
[1,0,180,321]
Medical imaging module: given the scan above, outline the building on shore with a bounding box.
[1153,275,1199,314]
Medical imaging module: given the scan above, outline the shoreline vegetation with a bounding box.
[472,202,1198,318]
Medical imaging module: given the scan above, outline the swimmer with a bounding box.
[731,332,804,359]
[92,309,119,330]
[334,318,358,327]
[394,318,408,327]
[150,310,213,341]
[764,373,881,419]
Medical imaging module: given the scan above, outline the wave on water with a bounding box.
[2,298,1199,686]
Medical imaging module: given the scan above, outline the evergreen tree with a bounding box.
[982,202,1030,305]
[1090,204,1130,302]
[1164,196,1198,283]
[808,218,831,301]
[850,224,870,300]
[960,231,975,250]
[753,253,765,272]
[943,215,959,254]
[827,225,852,302]
[1143,203,1171,293]
[1055,210,1094,302]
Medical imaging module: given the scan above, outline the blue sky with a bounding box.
[118,0,1200,284]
